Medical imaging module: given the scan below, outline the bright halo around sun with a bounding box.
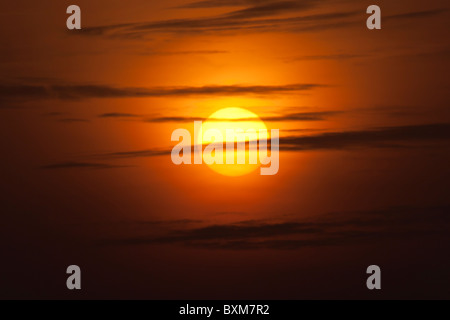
[197,107,268,177]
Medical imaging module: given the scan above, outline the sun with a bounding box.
[197,107,268,177]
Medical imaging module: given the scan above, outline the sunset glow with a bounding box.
[1,0,449,300]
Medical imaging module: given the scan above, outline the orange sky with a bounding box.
[1,0,449,299]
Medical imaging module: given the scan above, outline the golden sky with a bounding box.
[0,0,449,299]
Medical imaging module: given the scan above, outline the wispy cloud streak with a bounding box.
[99,205,450,250]
[1,83,324,101]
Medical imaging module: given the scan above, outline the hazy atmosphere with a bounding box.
[1,0,449,299]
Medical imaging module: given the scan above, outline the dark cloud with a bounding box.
[82,10,359,38]
[287,54,367,62]
[0,85,50,100]
[103,149,172,159]
[349,105,429,118]
[96,123,450,161]
[79,1,446,39]
[40,162,130,170]
[105,222,321,247]
[100,205,450,250]
[0,83,324,101]
[144,111,340,123]
[145,116,206,123]
[384,8,449,22]
[179,0,275,9]
[224,1,316,20]
[384,48,450,61]
[99,113,141,118]
[282,128,325,133]
[262,111,341,122]
[280,123,450,151]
